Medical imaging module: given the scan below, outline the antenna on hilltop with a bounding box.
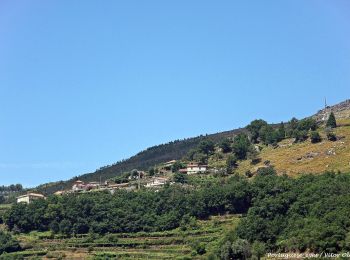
[324,97,327,110]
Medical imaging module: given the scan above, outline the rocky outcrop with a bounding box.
[313,99,350,122]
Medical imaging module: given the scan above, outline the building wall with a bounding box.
[187,166,207,174]
[17,196,30,204]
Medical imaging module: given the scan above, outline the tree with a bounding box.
[171,161,185,173]
[259,125,276,145]
[292,130,308,143]
[246,120,268,143]
[0,195,5,204]
[198,140,215,155]
[59,219,72,236]
[231,239,251,259]
[0,230,21,254]
[219,138,232,153]
[326,112,337,128]
[148,167,155,176]
[247,147,260,164]
[286,117,299,137]
[49,220,60,234]
[297,118,317,131]
[193,152,208,164]
[186,149,197,161]
[130,169,139,178]
[232,134,252,160]
[221,241,233,260]
[310,131,321,143]
[173,173,188,184]
[276,122,286,141]
[226,154,238,173]
[252,241,266,260]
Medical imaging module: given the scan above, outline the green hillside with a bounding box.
[35,100,350,195]
[35,128,245,194]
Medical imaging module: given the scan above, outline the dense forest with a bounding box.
[4,169,350,257]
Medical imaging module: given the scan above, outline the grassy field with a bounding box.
[1,215,240,259]
[235,119,350,177]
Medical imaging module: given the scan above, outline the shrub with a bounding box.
[293,130,308,143]
[251,241,266,260]
[226,154,238,173]
[327,132,337,141]
[104,233,119,243]
[173,173,188,184]
[219,138,232,153]
[245,170,253,178]
[231,239,251,259]
[310,131,321,143]
[0,230,21,254]
[191,241,206,255]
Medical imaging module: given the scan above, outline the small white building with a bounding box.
[145,177,169,188]
[72,180,85,192]
[17,193,46,204]
[185,163,207,174]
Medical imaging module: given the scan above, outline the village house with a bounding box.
[72,180,104,192]
[85,181,101,191]
[162,160,177,171]
[17,193,46,204]
[54,190,70,196]
[72,180,85,192]
[103,183,137,194]
[145,177,169,188]
[180,163,208,174]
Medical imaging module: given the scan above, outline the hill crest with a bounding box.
[36,99,350,194]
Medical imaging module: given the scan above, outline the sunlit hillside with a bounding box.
[236,118,350,176]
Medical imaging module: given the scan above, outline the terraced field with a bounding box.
[2,215,240,259]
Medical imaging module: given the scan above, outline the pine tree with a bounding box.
[326,112,337,128]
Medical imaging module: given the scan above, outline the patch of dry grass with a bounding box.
[237,122,350,176]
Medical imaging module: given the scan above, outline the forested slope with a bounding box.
[36,128,244,194]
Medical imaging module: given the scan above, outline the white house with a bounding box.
[185,163,207,174]
[17,193,46,204]
[145,177,169,188]
[72,180,85,192]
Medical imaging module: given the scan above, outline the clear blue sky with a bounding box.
[0,1,349,187]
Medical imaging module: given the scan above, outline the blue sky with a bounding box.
[0,1,349,187]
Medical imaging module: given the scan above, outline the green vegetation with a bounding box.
[0,230,21,254]
[232,133,252,160]
[327,131,337,141]
[246,119,268,143]
[3,215,240,259]
[36,129,244,194]
[326,112,337,128]
[0,184,24,205]
[5,175,250,235]
[234,169,350,254]
[4,101,350,258]
[6,170,350,258]
[219,138,232,153]
[310,130,321,143]
[173,172,188,183]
